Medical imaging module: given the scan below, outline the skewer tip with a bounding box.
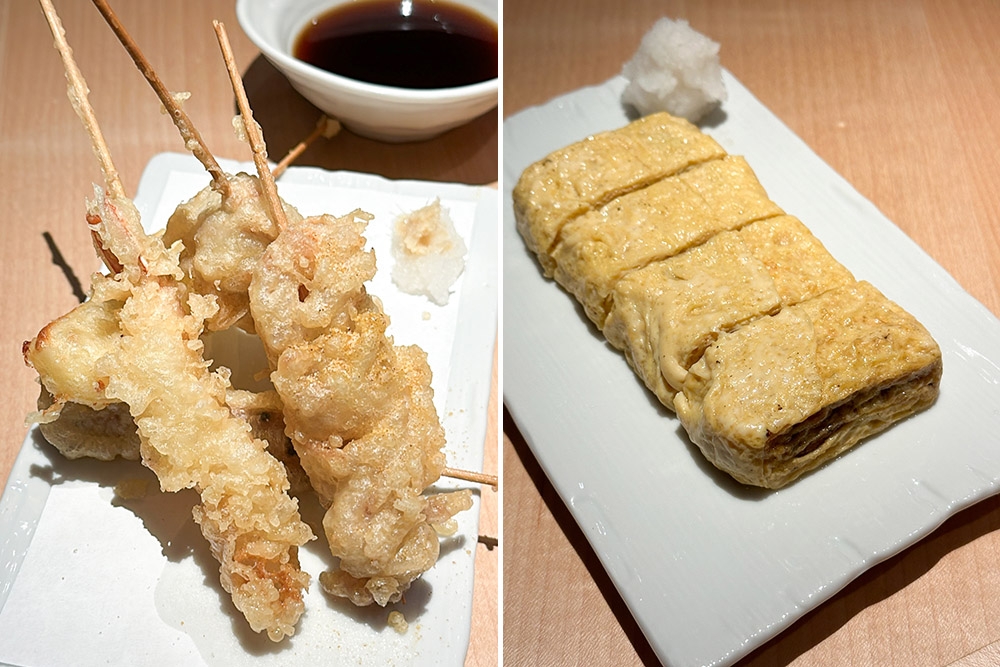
[442,467,498,490]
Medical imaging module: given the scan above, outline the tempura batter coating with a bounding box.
[249,212,471,607]
[163,172,304,332]
[23,286,124,420]
[315,343,463,606]
[25,188,315,641]
[34,386,311,495]
[98,273,313,638]
[248,211,378,363]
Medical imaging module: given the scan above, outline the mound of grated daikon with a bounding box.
[391,199,467,306]
[621,17,727,123]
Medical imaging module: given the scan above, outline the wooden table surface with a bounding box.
[0,1,497,664]
[503,0,1000,665]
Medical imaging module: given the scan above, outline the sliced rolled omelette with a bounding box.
[551,156,782,327]
[674,281,942,488]
[513,112,942,489]
[603,215,854,408]
[513,112,726,275]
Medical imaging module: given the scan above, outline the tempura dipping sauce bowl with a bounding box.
[236,0,498,142]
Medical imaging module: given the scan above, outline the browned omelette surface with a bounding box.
[514,111,941,488]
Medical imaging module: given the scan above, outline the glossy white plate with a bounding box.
[503,74,1000,667]
[0,153,498,666]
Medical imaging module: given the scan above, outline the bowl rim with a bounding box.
[235,0,499,103]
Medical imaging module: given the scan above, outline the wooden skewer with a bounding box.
[442,467,498,490]
[89,0,230,198]
[39,0,124,200]
[39,0,129,274]
[272,115,341,179]
[212,20,287,232]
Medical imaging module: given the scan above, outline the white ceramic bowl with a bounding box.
[236,0,498,142]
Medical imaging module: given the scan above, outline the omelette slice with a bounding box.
[680,155,784,228]
[603,230,780,407]
[551,155,782,328]
[604,215,853,407]
[674,281,942,488]
[738,215,855,304]
[513,112,726,274]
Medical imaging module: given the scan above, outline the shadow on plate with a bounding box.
[25,426,448,652]
[502,407,662,667]
[620,99,729,129]
[238,56,498,185]
[673,424,771,501]
[738,490,1000,665]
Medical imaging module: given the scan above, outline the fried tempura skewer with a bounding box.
[248,209,474,607]
[90,0,230,197]
[217,22,490,528]
[99,274,314,641]
[30,0,314,640]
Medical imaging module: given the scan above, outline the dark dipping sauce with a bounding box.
[293,0,498,89]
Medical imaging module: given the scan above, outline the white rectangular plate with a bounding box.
[0,153,498,666]
[503,74,1000,667]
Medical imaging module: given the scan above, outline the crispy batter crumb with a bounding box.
[388,610,408,634]
[432,519,459,537]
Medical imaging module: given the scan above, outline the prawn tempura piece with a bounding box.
[249,212,472,607]
[99,271,312,639]
[25,187,315,641]
[93,188,314,639]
